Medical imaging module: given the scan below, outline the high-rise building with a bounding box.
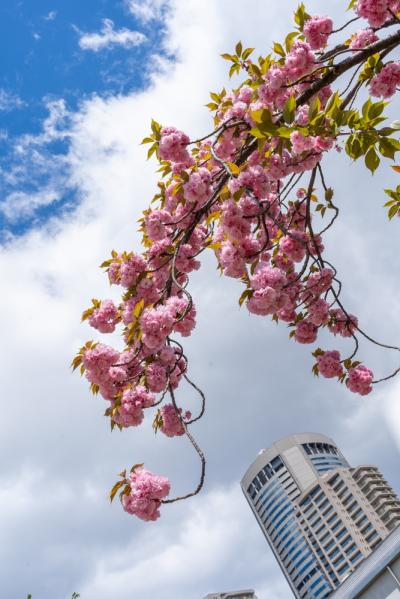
[241,433,400,599]
[203,590,256,599]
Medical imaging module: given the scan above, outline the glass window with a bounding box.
[350,551,362,564]
[337,563,350,576]
[258,470,267,486]
[333,555,345,567]
[331,521,342,533]
[271,456,283,471]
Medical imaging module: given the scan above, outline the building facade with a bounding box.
[331,524,400,598]
[203,590,256,599]
[241,433,400,599]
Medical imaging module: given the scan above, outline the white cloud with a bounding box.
[0,189,60,222]
[44,10,57,21]
[1,1,400,598]
[127,0,168,23]
[0,89,24,112]
[77,18,146,52]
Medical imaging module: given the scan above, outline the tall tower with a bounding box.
[241,433,400,599]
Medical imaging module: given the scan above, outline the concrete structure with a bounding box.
[241,433,400,599]
[203,590,256,599]
[331,523,400,598]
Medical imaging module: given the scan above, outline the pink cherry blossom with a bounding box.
[119,254,146,288]
[285,41,316,79]
[159,404,191,437]
[329,309,358,338]
[88,300,119,333]
[158,127,190,164]
[295,319,318,344]
[308,298,330,326]
[370,62,400,98]
[303,16,333,50]
[146,362,168,393]
[350,29,379,50]
[113,386,155,428]
[183,168,212,207]
[346,365,374,396]
[317,350,343,378]
[122,467,170,521]
[356,0,399,28]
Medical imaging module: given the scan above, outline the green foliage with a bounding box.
[294,3,310,30]
[27,595,80,599]
[221,42,255,77]
[384,182,400,219]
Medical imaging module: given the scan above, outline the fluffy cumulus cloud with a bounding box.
[127,0,169,23]
[1,1,400,598]
[0,189,60,222]
[77,18,146,52]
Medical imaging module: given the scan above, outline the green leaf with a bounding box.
[388,204,400,219]
[238,289,252,307]
[250,108,270,124]
[365,147,380,173]
[273,41,285,57]
[229,63,240,78]
[130,463,144,473]
[379,138,400,160]
[325,92,341,116]
[294,2,310,30]
[283,95,296,124]
[109,480,125,503]
[242,47,254,60]
[369,101,386,119]
[235,41,243,57]
[134,299,145,318]
[285,31,299,53]
[362,98,372,120]
[276,126,292,139]
[147,144,157,160]
[150,119,161,137]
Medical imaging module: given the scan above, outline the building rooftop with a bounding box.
[203,589,256,599]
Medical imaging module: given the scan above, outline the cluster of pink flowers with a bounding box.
[88,300,119,333]
[140,297,196,351]
[122,467,171,521]
[112,386,155,428]
[159,404,191,437]
[108,252,146,287]
[350,29,379,50]
[158,126,191,165]
[346,365,374,395]
[370,62,400,98]
[356,0,400,28]
[317,350,343,379]
[83,343,122,400]
[328,309,358,338]
[303,16,333,50]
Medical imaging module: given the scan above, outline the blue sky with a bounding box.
[0,0,169,237]
[1,2,400,599]
[0,0,167,117]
